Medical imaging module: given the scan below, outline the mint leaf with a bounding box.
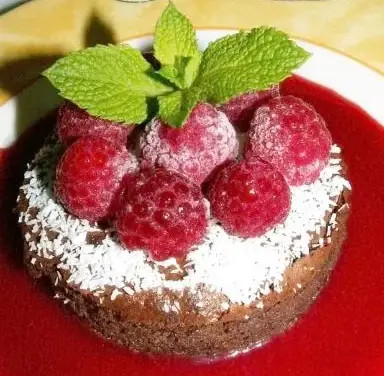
[44,44,173,124]
[194,27,310,103]
[158,87,201,127]
[154,2,201,89]
[154,2,199,65]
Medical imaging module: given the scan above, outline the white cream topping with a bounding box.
[18,142,350,305]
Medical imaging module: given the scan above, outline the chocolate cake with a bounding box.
[16,4,352,358]
[17,137,350,357]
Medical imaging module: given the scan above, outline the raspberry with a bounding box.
[218,86,279,132]
[246,96,332,186]
[57,101,134,146]
[55,137,138,222]
[115,168,208,260]
[209,159,291,238]
[140,103,239,185]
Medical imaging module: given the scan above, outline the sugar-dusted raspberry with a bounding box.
[209,159,291,238]
[218,86,279,132]
[140,103,239,185]
[57,101,135,146]
[115,168,208,260]
[55,137,138,222]
[246,96,332,186]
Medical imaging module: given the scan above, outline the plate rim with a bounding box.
[123,27,384,78]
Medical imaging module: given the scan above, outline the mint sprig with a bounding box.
[43,2,310,128]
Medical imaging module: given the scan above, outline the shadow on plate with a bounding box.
[0,10,117,139]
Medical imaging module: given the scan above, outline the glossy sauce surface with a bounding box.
[1,76,384,376]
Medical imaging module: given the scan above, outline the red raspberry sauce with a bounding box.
[1,76,384,375]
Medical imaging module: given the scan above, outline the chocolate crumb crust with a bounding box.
[18,176,350,357]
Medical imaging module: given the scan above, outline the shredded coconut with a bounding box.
[18,140,350,305]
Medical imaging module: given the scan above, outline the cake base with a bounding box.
[21,191,349,357]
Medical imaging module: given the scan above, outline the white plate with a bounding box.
[1,29,383,148]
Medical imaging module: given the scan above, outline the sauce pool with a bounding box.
[1,76,384,376]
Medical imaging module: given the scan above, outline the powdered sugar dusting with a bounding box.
[140,103,239,184]
[247,96,332,186]
[19,140,350,305]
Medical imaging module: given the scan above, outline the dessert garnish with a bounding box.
[209,159,291,237]
[55,137,138,222]
[43,2,310,128]
[115,168,207,260]
[246,96,332,185]
[140,102,238,184]
[40,2,332,261]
